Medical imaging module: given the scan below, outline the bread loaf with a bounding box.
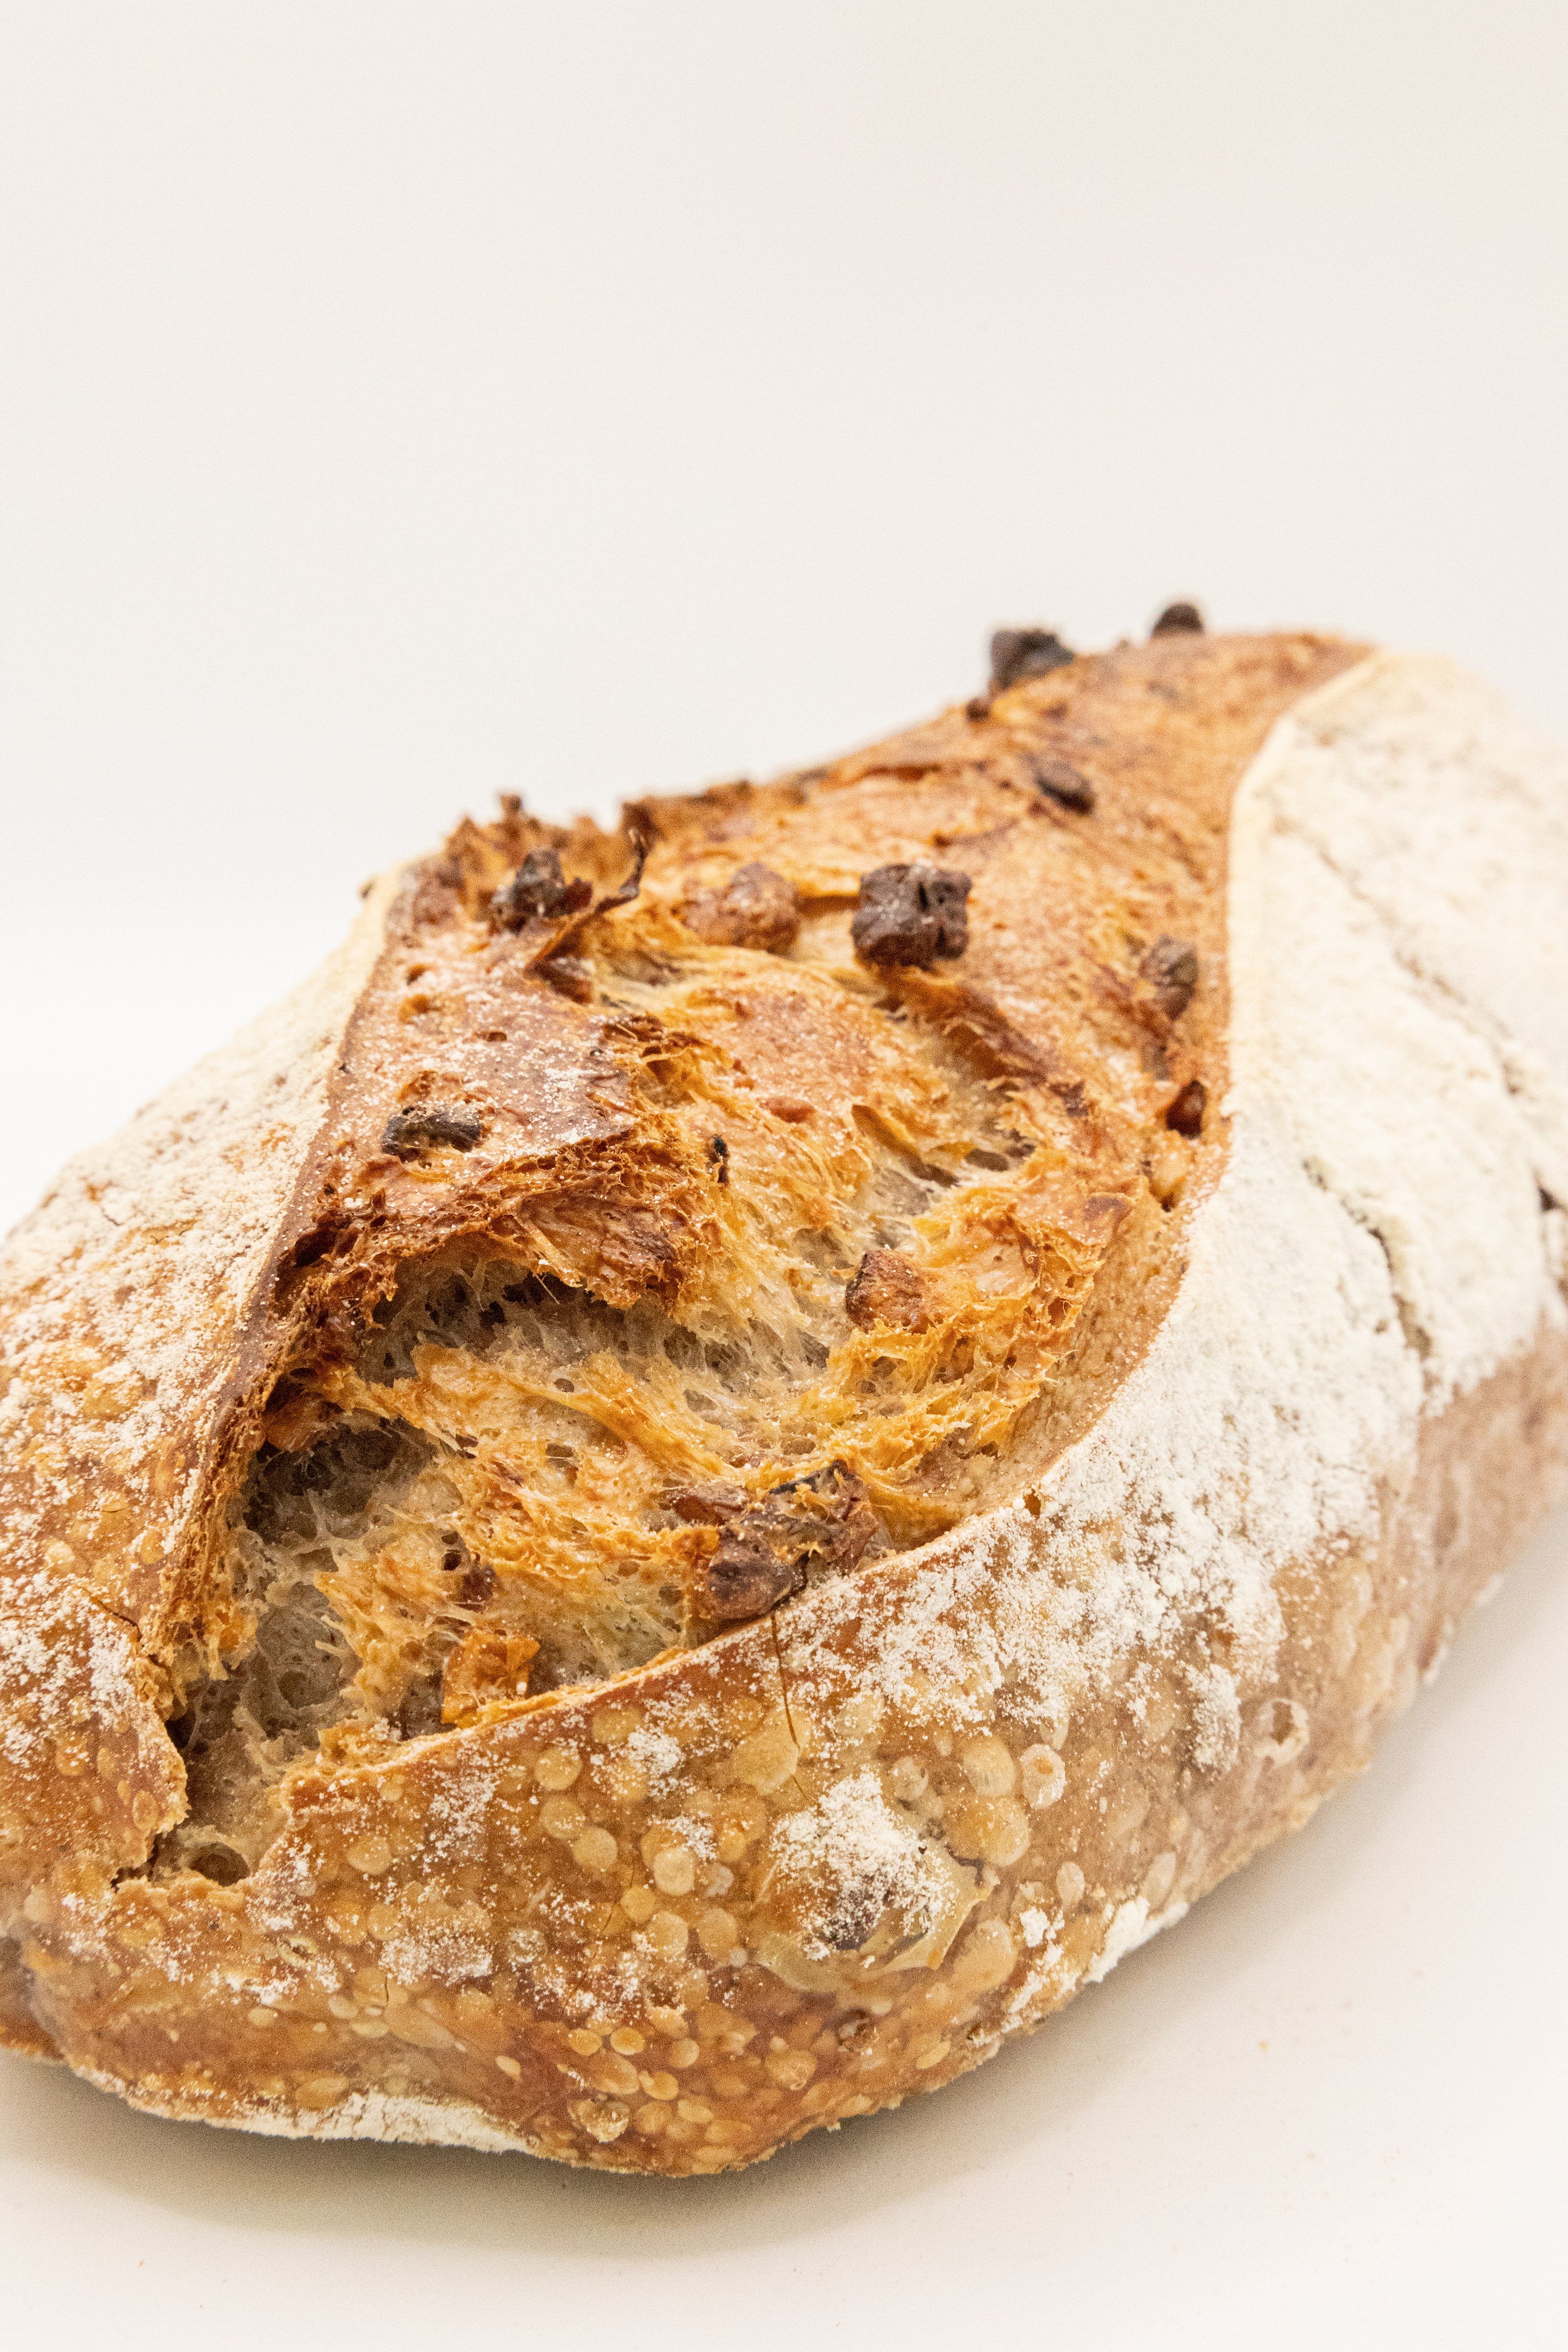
[2,625,1564,2172]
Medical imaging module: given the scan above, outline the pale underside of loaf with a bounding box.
[0,638,1564,2173]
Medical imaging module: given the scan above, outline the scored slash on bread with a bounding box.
[1,620,1565,2170]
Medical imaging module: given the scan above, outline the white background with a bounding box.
[1,5,1565,2345]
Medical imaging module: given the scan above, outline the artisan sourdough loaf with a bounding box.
[1,624,1565,2173]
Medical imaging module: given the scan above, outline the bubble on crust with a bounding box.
[763,1767,956,1962]
[1019,1743,1066,1808]
[624,1725,682,1786]
[569,2098,631,2144]
[1253,1695,1309,1764]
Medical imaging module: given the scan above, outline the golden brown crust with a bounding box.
[4,628,1563,2171]
[8,1327,1564,2160]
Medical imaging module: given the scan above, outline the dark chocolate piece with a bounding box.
[1165,1078,1207,1137]
[703,1525,808,1620]
[381,1103,484,1158]
[459,1562,498,1612]
[589,817,653,922]
[669,1486,746,1524]
[821,1883,885,1952]
[1026,753,1096,813]
[698,1462,882,1621]
[1151,601,1205,637]
[852,863,971,968]
[396,1682,446,1740]
[989,628,1075,695]
[490,847,592,930]
[1140,934,1200,1019]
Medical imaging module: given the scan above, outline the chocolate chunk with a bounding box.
[989,628,1075,695]
[852,863,971,968]
[697,1462,882,1621]
[683,861,801,953]
[381,1103,485,1158]
[709,1135,730,1185]
[769,1461,882,1574]
[1025,753,1096,813]
[1140,934,1200,1019]
[1164,1078,1207,1137]
[845,1248,930,1333]
[490,847,592,930]
[1151,601,1204,637]
[703,1526,809,1620]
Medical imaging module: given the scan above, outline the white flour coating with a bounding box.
[765,1767,952,1955]
[1230,652,1568,1401]
[82,2066,530,2153]
[258,2086,527,2150]
[1085,1896,1191,1985]
[774,652,1568,1915]
[623,1725,683,1787]
[1186,1665,1242,1774]
[425,1766,501,1861]
[0,1563,161,1805]
[274,2087,528,2150]
[1261,654,1568,1205]
[0,871,403,1566]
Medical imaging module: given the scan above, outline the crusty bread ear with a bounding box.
[1,634,1564,2173]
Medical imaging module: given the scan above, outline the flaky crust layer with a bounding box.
[2,639,1565,2172]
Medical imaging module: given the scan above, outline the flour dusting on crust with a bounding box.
[0,874,403,1611]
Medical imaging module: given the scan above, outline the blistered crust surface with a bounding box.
[2,647,1566,2173]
